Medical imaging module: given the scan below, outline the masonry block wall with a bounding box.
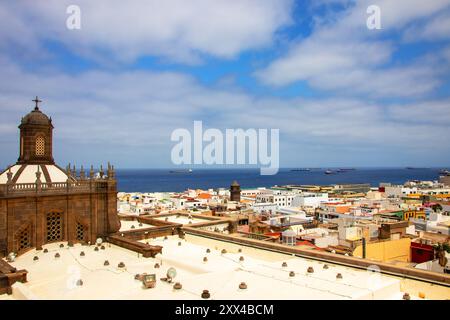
[0,181,120,257]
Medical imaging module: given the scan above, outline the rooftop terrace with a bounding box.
[2,235,449,300]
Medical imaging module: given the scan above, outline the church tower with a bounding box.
[230,180,241,202]
[17,97,55,165]
[0,97,120,258]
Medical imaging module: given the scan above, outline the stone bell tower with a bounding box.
[230,180,241,202]
[0,97,121,258]
[17,96,55,165]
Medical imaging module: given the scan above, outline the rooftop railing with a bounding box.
[0,179,114,197]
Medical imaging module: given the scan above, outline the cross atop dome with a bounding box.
[32,96,42,111]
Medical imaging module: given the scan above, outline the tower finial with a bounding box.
[35,166,42,183]
[80,165,85,180]
[32,96,42,111]
[6,166,13,183]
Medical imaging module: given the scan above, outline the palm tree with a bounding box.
[431,204,443,213]
[434,243,450,267]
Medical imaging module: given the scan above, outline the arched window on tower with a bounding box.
[35,135,45,156]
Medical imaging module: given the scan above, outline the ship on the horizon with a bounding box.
[337,168,356,172]
[290,168,311,172]
[169,168,193,174]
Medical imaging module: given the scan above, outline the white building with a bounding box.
[291,192,328,209]
[255,189,297,207]
[426,212,450,235]
[170,197,186,210]
[241,187,267,198]
[252,202,278,214]
[383,183,450,198]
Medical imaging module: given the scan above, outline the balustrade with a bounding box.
[0,178,114,196]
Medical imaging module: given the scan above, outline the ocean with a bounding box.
[115,167,446,193]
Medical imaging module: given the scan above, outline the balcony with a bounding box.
[0,179,113,197]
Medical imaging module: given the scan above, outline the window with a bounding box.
[18,226,31,252]
[46,212,63,242]
[76,222,86,242]
[36,135,45,156]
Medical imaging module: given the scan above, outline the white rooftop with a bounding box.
[154,215,209,225]
[119,220,155,232]
[1,234,430,300]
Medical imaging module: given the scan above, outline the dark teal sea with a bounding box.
[115,167,446,192]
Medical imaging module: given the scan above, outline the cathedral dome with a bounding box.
[21,107,52,126]
[0,164,72,184]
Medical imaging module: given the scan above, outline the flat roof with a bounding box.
[153,215,209,225]
[2,235,439,300]
[119,220,155,232]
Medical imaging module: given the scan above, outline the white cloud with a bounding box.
[388,99,450,125]
[307,63,441,97]
[337,0,450,30]
[256,0,450,98]
[255,37,392,86]
[1,1,450,168]
[1,59,449,168]
[443,46,450,63]
[0,0,293,64]
[404,10,450,42]
[369,0,450,29]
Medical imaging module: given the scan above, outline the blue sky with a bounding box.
[0,0,450,169]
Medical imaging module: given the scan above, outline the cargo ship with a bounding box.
[169,169,192,174]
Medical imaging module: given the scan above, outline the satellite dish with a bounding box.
[167,267,177,279]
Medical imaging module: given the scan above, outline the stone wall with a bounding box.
[0,180,119,257]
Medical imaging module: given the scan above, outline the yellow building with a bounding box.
[403,210,426,220]
[353,238,411,263]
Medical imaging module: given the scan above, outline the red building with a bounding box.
[410,241,434,263]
